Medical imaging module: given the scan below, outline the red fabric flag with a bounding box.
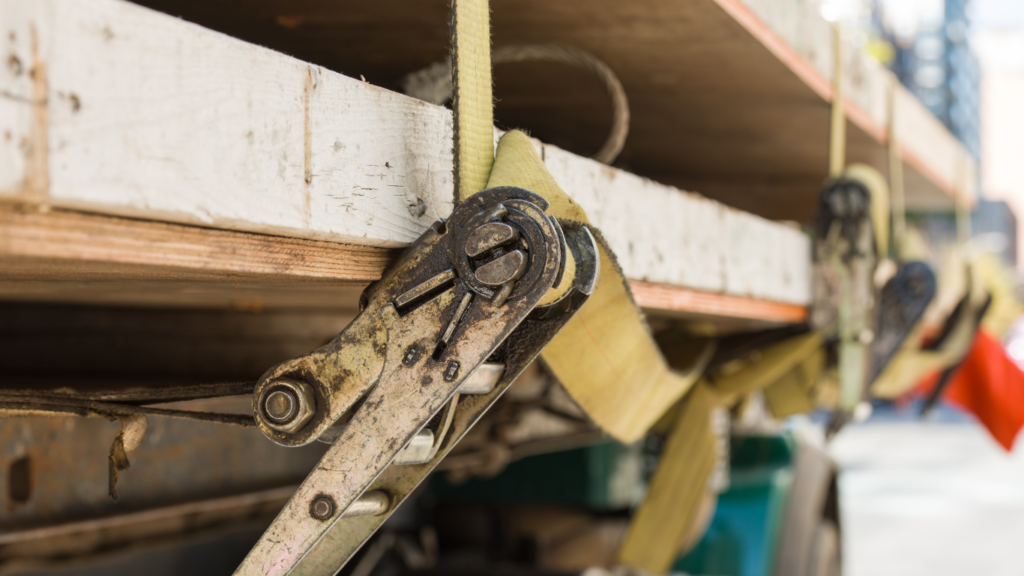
[919,331,1024,451]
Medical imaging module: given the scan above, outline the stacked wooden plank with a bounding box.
[0,0,979,323]
[0,0,811,328]
[118,0,977,220]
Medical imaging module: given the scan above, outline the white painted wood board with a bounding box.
[0,0,812,305]
[0,1,46,201]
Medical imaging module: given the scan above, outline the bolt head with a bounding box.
[259,378,316,434]
[265,389,298,423]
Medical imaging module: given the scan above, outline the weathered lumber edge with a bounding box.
[0,206,804,326]
[0,0,811,305]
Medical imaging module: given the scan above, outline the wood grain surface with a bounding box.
[0,207,807,325]
[0,0,813,306]
[124,0,974,217]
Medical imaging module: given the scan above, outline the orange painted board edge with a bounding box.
[630,281,808,325]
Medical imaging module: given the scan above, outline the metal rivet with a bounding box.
[443,361,461,382]
[402,344,422,366]
[310,495,335,520]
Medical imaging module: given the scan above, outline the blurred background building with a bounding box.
[885,0,981,160]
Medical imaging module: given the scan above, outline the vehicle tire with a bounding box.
[805,519,841,576]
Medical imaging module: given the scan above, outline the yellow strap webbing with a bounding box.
[485,134,702,438]
[888,81,906,256]
[618,382,718,569]
[764,345,825,418]
[713,333,824,403]
[619,332,824,572]
[450,2,825,573]
[451,0,698,442]
[844,163,890,260]
[828,24,846,178]
[451,0,494,201]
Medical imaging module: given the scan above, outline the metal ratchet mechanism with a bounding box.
[235,186,599,576]
[813,176,936,434]
[813,178,878,427]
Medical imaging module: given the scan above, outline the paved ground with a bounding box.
[829,412,1024,576]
